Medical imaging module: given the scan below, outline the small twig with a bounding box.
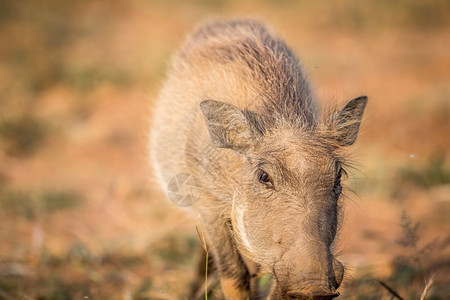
[196,222,210,300]
[420,272,437,300]
[205,251,209,300]
[194,272,219,300]
[376,280,404,300]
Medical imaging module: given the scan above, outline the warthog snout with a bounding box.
[277,258,344,299]
[273,242,345,299]
[287,291,339,300]
[282,281,340,300]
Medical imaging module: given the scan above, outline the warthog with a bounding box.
[151,19,367,299]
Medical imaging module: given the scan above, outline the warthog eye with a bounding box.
[333,167,343,198]
[257,169,274,188]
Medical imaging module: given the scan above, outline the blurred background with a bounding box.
[0,0,449,299]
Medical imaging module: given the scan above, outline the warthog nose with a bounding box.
[333,259,344,288]
[287,291,340,300]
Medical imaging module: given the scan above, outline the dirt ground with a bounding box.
[0,1,449,299]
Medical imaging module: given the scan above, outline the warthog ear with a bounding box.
[200,100,255,152]
[332,96,368,146]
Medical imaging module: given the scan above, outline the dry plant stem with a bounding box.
[205,251,209,300]
[414,247,426,285]
[420,272,437,300]
[194,275,219,300]
[376,280,404,300]
[196,222,210,300]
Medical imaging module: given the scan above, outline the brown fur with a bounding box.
[150,19,367,299]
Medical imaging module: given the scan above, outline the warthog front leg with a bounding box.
[200,211,251,300]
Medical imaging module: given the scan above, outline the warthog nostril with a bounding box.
[287,291,340,300]
[333,259,344,288]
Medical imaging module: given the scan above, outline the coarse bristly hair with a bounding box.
[178,19,364,155]
[178,18,319,128]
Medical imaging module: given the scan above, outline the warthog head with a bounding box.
[200,96,367,299]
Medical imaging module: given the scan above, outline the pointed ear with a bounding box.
[200,100,255,152]
[332,96,367,146]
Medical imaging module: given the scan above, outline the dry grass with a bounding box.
[196,223,210,300]
[420,272,437,300]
